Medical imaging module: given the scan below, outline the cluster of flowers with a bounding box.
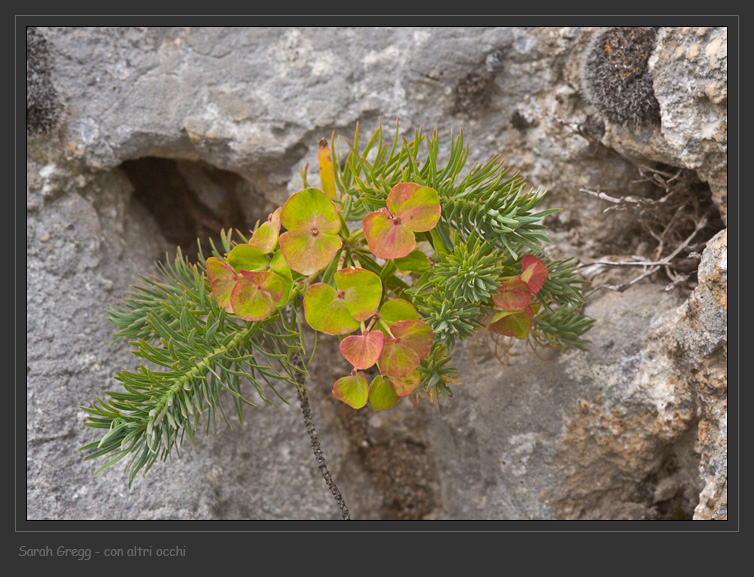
[207,183,547,410]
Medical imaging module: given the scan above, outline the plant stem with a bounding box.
[296,382,351,520]
[285,305,351,520]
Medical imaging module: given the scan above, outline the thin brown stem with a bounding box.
[296,377,351,520]
[285,305,351,520]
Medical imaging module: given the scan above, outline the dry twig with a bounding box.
[579,165,718,295]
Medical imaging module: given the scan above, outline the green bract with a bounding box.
[367,375,401,411]
[226,244,268,273]
[333,372,369,409]
[489,306,535,339]
[393,249,432,273]
[248,207,282,254]
[377,319,434,378]
[303,267,383,335]
[303,283,360,335]
[334,267,382,322]
[279,187,342,275]
[374,299,420,335]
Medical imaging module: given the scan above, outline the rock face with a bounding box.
[26,26,728,520]
[677,229,728,520]
[593,27,728,224]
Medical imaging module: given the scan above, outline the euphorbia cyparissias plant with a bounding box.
[208,183,440,410]
[81,125,595,490]
[205,174,553,410]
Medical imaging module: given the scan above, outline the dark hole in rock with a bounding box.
[120,157,269,261]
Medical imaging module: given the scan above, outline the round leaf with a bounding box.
[368,375,401,411]
[386,182,441,233]
[280,187,342,234]
[492,278,532,311]
[339,330,384,370]
[333,373,369,409]
[362,208,416,260]
[230,272,284,322]
[379,299,419,326]
[378,337,421,378]
[248,207,282,253]
[489,306,534,339]
[269,250,293,307]
[303,283,360,335]
[279,227,342,276]
[519,255,549,295]
[239,270,284,302]
[387,370,421,398]
[390,319,434,359]
[226,244,268,273]
[393,249,432,273]
[206,257,238,312]
[334,267,382,322]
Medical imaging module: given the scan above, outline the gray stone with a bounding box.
[597,27,728,223]
[26,25,728,520]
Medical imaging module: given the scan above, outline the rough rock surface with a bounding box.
[595,27,728,224]
[677,229,728,520]
[25,26,728,521]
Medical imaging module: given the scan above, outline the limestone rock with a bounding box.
[25,26,728,520]
[596,27,728,223]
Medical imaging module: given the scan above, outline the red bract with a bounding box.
[206,257,238,313]
[489,306,534,339]
[492,278,532,311]
[377,319,434,378]
[230,271,285,321]
[206,256,284,322]
[519,255,548,294]
[339,330,384,370]
[385,370,421,398]
[487,255,549,340]
[362,182,441,259]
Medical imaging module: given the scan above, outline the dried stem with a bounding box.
[296,372,351,521]
[582,210,709,296]
[286,305,351,520]
[579,162,720,297]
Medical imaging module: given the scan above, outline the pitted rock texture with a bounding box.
[26,26,728,520]
[26,26,62,137]
[595,27,728,224]
[676,229,727,520]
